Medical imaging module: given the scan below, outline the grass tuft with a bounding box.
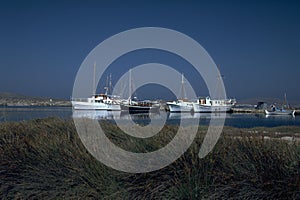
[0,117,299,199]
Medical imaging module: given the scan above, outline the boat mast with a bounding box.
[109,73,112,95]
[129,69,132,104]
[103,73,113,96]
[284,93,289,109]
[213,65,225,100]
[93,61,96,95]
[180,73,186,99]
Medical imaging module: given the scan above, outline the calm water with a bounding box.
[0,106,299,128]
[0,106,72,122]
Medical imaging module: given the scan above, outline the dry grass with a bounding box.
[0,117,299,199]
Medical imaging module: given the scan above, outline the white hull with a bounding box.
[265,109,295,116]
[193,104,232,113]
[167,102,193,112]
[72,101,121,111]
[192,97,236,113]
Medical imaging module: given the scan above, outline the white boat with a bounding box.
[193,96,236,113]
[193,71,236,113]
[166,99,194,112]
[166,73,194,112]
[72,94,121,110]
[72,62,121,110]
[264,94,295,116]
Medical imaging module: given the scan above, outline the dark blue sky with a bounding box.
[0,0,299,101]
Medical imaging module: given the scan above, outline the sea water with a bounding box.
[0,106,299,128]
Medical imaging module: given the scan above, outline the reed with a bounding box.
[0,117,299,199]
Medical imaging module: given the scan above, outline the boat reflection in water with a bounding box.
[73,110,122,120]
[168,112,227,120]
[265,114,295,119]
[73,110,162,122]
[73,110,228,122]
[120,111,160,120]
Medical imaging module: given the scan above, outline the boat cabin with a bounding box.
[197,96,236,106]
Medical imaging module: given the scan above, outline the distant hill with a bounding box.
[0,92,48,101]
[0,92,71,107]
[237,97,300,108]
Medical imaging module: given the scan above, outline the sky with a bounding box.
[0,0,300,101]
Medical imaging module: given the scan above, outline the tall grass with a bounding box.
[0,117,299,199]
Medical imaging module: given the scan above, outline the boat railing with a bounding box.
[71,98,89,102]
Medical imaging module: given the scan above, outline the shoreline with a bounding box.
[1,105,300,115]
[231,107,300,115]
[1,117,300,138]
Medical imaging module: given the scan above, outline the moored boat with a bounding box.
[264,94,295,116]
[121,69,159,113]
[72,94,121,110]
[166,99,193,112]
[72,63,121,110]
[265,107,295,116]
[121,101,159,113]
[166,73,194,112]
[193,70,236,113]
[193,96,236,113]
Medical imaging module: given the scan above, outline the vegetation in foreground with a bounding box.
[0,118,299,199]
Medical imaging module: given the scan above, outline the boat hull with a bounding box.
[265,110,295,116]
[193,104,232,113]
[166,102,193,112]
[121,104,159,113]
[72,101,121,111]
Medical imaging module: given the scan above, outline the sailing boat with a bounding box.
[166,73,194,112]
[192,96,236,113]
[120,69,159,113]
[71,62,121,110]
[192,72,236,113]
[265,94,295,116]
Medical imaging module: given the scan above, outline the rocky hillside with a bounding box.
[0,92,71,107]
